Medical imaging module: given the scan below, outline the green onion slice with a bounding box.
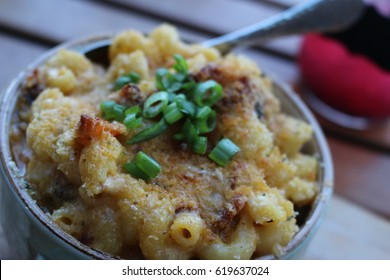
[175,97,196,117]
[156,68,169,91]
[123,151,161,181]
[194,80,223,106]
[173,94,186,102]
[124,114,142,130]
[123,162,149,181]
[195,109,216,134]
[173,54,188,75]
[173,55,188,82]
[125,105,141,117]
[208,138,240,167]
[143,91,169,119]
[114,72,140,90]
[182,80,197,96]
[134,151,161,179]
[181,119,199,145]
[195,106,212,120]
[174,73,186,83]
[127,119,169,144]
[168,92,177,103]
[100,100,116,120]
[193,136,207,155]
[114,76,131,91]
[128,72,141,84]
[156,68,182,92]
[165,77,182,92]
[113,104,127,122]
[163,102,184,124]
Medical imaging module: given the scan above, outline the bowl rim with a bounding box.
[0,34,334,260]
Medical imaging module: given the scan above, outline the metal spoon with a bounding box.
[202,0,365,54]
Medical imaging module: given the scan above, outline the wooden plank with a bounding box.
[315,114,390,152]
[304,195,390,259]
[0,0,162,43]
[93,0,302,58]
[0,34,47,90]
[327,136,390,217]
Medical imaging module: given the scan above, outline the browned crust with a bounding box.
[76,114,124,147]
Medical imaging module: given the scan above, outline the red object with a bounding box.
[299,34,390,118]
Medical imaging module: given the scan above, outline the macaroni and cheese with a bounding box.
[14,25,318,259]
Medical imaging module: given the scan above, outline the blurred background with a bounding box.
[0,0,389,259]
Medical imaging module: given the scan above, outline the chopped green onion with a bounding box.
[124,151,161,181]
[168,92,177,103]
[163,102,184,124]
[174,73,186,82]
[114,76,132,90]
[175,98,196,117]
[143,91,169,119]
[125,105,141,117]
[100,100,116,120]
[195,109,216,134]
[133,151,161,179]
[123,162,149,181]
[182,80,197,96]
[195,106,212,120]
[156,68,182,92]
[165,77,182,92]
[113,104,127,121]
[114,72,140,90]
[181,119,199,145]
[127,119,169,144]
[194,80,223,106]
[193,136,207,154]
[155,68,169,91]
[208,138,240,167]
[128,72,140,84]
[173,54,188,75]
[124,114,142,130]
[107,56,241,171]
[173,55,188,82]
[173,94,186,102]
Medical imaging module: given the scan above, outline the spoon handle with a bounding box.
[202,0,365,54]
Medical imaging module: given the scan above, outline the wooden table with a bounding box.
[0,0,389,260]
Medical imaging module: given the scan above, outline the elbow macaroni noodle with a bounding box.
[16,24,319,259]
[170,211,204,250]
